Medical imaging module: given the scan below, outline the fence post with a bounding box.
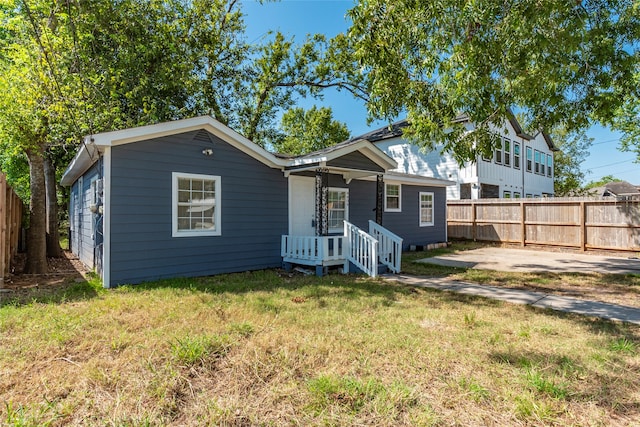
[520,200,526,247]
[471,202,477,241]
[580,201,586,252]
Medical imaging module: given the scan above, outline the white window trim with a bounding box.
[419,191,434,227]
[384,183,402,212]
[172,172,222,237]
[503,138,511,167]
[328,187,348,233]
[513,142,521,170]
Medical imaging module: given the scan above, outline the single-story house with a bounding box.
[589,181,640,200]
[61,116,453,287]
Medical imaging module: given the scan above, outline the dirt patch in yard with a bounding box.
[0,251,91,303]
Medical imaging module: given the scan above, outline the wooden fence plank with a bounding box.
[448,198,640,252]
[1,173,6,285]
[0,173,23,287]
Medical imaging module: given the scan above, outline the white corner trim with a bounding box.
[102,147,111,288]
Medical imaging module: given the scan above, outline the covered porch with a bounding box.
[280,139,403,277]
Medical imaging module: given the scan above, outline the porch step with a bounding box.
[377,263,389,275]
[348,261,389,276]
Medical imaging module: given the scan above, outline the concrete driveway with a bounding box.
[417,247,640,275]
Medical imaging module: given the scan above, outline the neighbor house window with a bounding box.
[514,192,521,198]
[534,150,541,174]
[547,154,553,177]
[328,188,348,232]
[385,183,401,212]
[172,172,221,237]
[419,192,434,227]
[526,147,533,172]
[494,143,503,164]
[503,191,511,198]
[504,138,511,167]
[513,142,520,169]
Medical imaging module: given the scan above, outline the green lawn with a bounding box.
[1,268,639,425]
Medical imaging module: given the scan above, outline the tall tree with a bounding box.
[550,127,593,196]
[347,1,639,163]
[273,106,350,155]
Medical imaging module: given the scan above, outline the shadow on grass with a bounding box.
[0,275,103,309]
[119,269,413,301]
[489,347,640,420]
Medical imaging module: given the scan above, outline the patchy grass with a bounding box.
[1,269,639,425]
[403,242,640,308]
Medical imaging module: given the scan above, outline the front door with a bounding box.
[289,176,316,236]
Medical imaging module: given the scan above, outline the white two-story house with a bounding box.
[356,112,558,199]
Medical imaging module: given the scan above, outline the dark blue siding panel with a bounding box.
[70,161,102,269]
[109,130,288,286]
[348,180,447,250]
[327,151,385,172]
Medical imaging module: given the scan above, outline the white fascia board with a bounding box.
[90,116,289,169]
[359,172,456,187]
[60,139,101,186]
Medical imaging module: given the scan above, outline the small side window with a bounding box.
[385,183,401,212]
[419,192,434,227]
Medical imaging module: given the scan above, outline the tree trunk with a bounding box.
[25,147,48,274]
[44,155,62,257]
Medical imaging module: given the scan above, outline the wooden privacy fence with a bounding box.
[1,173,23,286]
[448,198,640,252]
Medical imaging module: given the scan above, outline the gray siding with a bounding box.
[348,180,447,249]
[108,130,288,286]
[69,161,102,269]
[327,151,385,172]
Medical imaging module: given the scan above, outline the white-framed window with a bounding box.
[534,150,541,174]
[503,191,511,198]
[384,183,401,212]
[513,142,520,169]
[546,154,553,177]
[328,187,348,232]
[504,138,511,167]
[419,192,434,227]
[526,193,532,198]
[526,147,533,172]
[172,172,221,237]
[494,143,503,164]
[514,192,521,198]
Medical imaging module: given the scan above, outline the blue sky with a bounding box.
[242,0,639,185]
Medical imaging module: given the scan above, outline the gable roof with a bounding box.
[61,116,398,186]
[592,181,640,197]
[352,109,558,152]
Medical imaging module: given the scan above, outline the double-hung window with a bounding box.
[513,142,521,169]
[494,143,503,164]
[172,172,221,237]
[504,138,511,167]
[526,147,533,172]
[385,183,401,212]
[419,192,434,227]
[534,150,541,174]
[546,154,553,177]
[328,188,348,233]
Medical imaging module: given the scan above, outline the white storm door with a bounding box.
[289,176,316,236]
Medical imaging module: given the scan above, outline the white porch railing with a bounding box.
[368,220,403,274]
[344,221,378,278]
[282,222,400,277]
[281,235,345,266]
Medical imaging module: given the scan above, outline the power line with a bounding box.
[592,138,621,146]
[589,159,635,170]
